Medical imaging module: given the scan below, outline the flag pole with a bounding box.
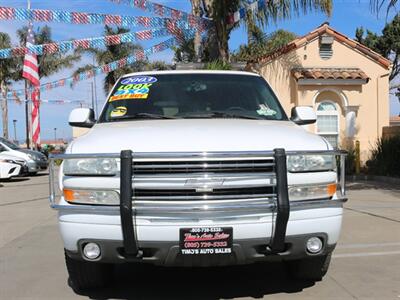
[24,81,30,149]
[24,0,31,149]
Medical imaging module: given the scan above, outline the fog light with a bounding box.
[83,242,101,260]
[306,237,323,254]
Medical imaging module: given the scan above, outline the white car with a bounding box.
[0,138,48,175]
[48,71,347,291]
[0,159,21,180]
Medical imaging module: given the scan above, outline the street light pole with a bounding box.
[54,127,57,143]
[13,120,17,143]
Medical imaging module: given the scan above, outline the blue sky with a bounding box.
[0,0,399,141]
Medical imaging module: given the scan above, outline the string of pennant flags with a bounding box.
[6,37,177,99]
[2,98,88,105]
[0,26,196,59]
[108,0,208,25]
[0,1,206,104]
[0,6,207,30]
[227,0,270,25]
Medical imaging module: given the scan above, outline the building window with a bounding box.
[316,101,339,148]
[319,34,333,59]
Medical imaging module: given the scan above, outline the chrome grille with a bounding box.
[132,157,276,201]
[133,159,274,174]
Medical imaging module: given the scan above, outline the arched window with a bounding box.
[316,101,339,148]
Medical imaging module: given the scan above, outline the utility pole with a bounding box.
[0,83,9,139]
[90,82,95,117]
[93,57,98,116]
[13,119,17,143]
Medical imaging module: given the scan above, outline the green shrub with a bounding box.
[345,147,356,175]
[366,136,400,177]
[203,60,232,70]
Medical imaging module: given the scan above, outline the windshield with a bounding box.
[99,73,287,122]
[0,137,20,150]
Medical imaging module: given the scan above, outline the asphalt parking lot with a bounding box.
[0,174,399,300]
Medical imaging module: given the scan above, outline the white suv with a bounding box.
[49,71,347,291]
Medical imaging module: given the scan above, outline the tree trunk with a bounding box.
[191,0,202,62]
[0,81,8,139]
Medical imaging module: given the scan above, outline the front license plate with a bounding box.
[179,227,233,255]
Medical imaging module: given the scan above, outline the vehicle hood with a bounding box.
[0,152,28,164]
[68,119,329,154]
[19,149,47,160]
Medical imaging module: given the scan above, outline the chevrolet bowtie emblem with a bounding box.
[185,178,224,192]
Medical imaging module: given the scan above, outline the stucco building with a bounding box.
[248,23,392,161]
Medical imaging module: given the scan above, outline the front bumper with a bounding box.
[27,160,48,172]
[65,234,336,266]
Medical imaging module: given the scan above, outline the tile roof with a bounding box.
[250,23,392,70]
[292,68,369,82]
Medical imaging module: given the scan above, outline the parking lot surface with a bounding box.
[0,174,399,299]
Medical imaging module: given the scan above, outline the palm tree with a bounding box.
[17,25,81,79]
[0,33,20,139]
[74,26,144,94]
[191,0,332,62]
[233,29,297,61]
[370,0,399,15]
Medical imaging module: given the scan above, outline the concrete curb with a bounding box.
[348,174,400,185]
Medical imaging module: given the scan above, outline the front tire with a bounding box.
[64,250,113,292]
[287,253,332,281]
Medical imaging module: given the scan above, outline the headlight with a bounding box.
[63,158,118,176]
[63,189,119,205]
[287,155,335,172]
[0,159,15,164]
[27,153,36,161]
[289,183,337,201]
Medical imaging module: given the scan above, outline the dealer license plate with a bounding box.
[179,227,233,255]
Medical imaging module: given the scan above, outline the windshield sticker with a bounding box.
[109,82,154,102]
[110,106,127,118]
[121,76,157,85]
[257,104,277,116]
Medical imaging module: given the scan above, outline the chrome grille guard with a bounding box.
[48,149,347,257]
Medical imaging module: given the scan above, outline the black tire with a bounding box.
[64,250,113,292]
[287,252,332,281]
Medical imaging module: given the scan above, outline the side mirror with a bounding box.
[290,106,317,125]
[69,108,96,128]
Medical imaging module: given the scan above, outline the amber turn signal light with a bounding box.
[327,183,337,197]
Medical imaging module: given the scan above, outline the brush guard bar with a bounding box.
[49,149,347,258]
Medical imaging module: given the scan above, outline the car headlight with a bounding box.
[63,189,119,205]
[27,153,36,161]
[289,183,337,201]
[287,155,335,172]
[63,158,118,176]
[0,159,15,164]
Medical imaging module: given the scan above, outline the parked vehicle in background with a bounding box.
[0,159,21,180]
[49,71,347,291]
[0,138,48,175]
[0,153,29,176]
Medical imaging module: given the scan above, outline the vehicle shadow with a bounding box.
[347,181,400,191]
[78,262,315,300]
[0,177,30,183]
[28,172,49,177]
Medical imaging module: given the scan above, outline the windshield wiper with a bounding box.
[109,113,177,121]
[180,111,263,120]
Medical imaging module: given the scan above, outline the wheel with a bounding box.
[286,252,332,281]
[64,250,113,292]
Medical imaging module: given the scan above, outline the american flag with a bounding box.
[22,22,41,147]
[22,22,40,86]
